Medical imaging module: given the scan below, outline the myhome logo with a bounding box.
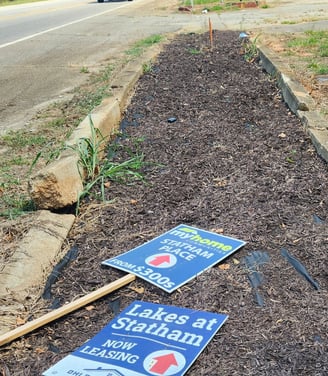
[169,227,233,252]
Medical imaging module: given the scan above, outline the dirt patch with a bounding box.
[259,31,328,120]
[1,30,327,375]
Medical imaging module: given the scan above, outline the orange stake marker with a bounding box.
[209,18,213,48]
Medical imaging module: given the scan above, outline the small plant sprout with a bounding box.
[286,149,297,163]
[71,115,147,213]
[80,66,89,74]
[243,35,260,62]
[73,115,106,182]
[188,47,202,55]
[143,61,154,73]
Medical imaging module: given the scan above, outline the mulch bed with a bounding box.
[1,30,328,375]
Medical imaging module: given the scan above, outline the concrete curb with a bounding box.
[0,211,75,335]
[259,45,328,162]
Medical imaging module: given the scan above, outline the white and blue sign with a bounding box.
[43,300,228,376]
[102,224,246,293]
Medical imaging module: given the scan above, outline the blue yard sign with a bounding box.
[43,300,228,376]
[102,224,246,293]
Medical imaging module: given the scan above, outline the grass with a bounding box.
[126,35,163,58]
[286,31,328,75]
[281,21,297,25]
[0,194,35,219]
[307,62,328,75]
[2,131,48,148]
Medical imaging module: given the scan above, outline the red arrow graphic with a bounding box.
[149,255,171,266]
[149,353,178,375]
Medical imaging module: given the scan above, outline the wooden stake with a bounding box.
[0,274,136,347]
[209,18,213,48]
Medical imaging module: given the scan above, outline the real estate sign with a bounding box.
[102,224,246,292]
[43,300,228,376]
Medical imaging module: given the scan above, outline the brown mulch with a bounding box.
[1,30,328,375]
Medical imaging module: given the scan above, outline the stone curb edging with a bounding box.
[0,211,75,335]
[259,45,328,162]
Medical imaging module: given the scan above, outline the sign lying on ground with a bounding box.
[102,224,246,293]
[43,300,228,376]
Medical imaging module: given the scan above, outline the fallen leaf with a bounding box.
[129,286,145,294]
[213,178,227,187]
[4,233,14,242]
[219,263,230,270]
[16,317,26,326]
[85,305,95,311]
[210,228,224,234]
[35,347,46,354]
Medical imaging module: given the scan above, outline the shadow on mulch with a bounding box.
[1,30,327,375]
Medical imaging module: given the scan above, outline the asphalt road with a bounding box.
[0,0,190,134]
[0,0,131,47]
[0,0,327,135]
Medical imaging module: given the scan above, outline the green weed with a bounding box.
[98,64,114,83]
[286,149,297,163]
[73,115,106,182]
[281,21,297,25]
[0,194,35,219]
[75,85,111,113]
[210,5,225,12]
[188,48,202,55]
[6,156,28,166]
[307,62,328,75]
[126,35,163,58]
[143,62,154,73]
[2,130,48,149]
[71,117,146,213]
[243,35,260,62]
[44,118,66,129]
[287,30,328,51]
[80,66,89,74]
